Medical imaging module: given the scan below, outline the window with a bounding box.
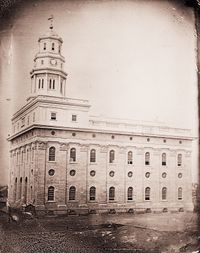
[43,43,46,50]
[90,170,96,177]
[178,187,183,200]
[127,187,133,201]
[14,178,17,201]
[38,79,41,89]
[42,79,44,88]
[90,149,96,163]
[58,45,61,53]
[162,187,167,200]
[53,79,55,89]
[162,153,166,166]
[109,150,115,163]
[19,177,22,200]
[177,154,182,166]
[49,147,56,161]
[48,186,55,201]
[145,187,150,200]
[33,112,35,122]
[69,186,76,200]
[72,114,77,122]
[70,148,76,162]
[24,177,28,204]
[89,186,96,201]
[49,79,52,89]
[51,112,56,120]
[41,60,44,65]
[145,172,150,178]
[109,187,115,201]
[127,151,133,164]
[49,169,55,176]
[52,43,55,51]
[27,116,29,125]
[60,80,63,93]
[27,149,29,162]
[145,152,150,165]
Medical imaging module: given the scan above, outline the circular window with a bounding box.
[179,140,182,144]
[147,138,150,142]
[51,131,55,135]
[145,172,150,178]
[128,171,133,177]
[70,170,76,176]
[178,173,182,178]
[92,134,96,138]
[111,135,115,139]
[109,171,115,177]
[163,139,166,143]
[90,170,96,177]
[48,169,55,176]
[130,137,133,141]
[162,172,167,178]
[72,133,76,137]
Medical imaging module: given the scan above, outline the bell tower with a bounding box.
[29,17,67,99]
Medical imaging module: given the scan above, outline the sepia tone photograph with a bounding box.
[0,0,199,252]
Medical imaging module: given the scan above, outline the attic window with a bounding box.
[51,112,56,120]
[72,115,77,122]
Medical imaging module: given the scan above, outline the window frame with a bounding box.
[145,187,150,201]
[145,152,150,166]
[49,146,56,161]
[70,148,76,162]
[90,149,96,163]
[50,112,57,121]
[109,150,115,163]
[127,187,133,201]
[162,153,166,166]
[109,186,115,201]
[162,187,167,200]
[48,186,55,201]
[69,186,76,201]
[89,186,96,201]
[127,151,133,165]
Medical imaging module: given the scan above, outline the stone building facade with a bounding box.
[8,27,194,214]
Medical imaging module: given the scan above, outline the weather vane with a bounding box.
[48,15,54,30]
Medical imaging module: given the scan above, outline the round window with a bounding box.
[48,169,55,176]
[145,172,150,178]
[147,138,150,142]
[162,172,167,178]
[109,171,115,177]
[72,133,76,137]
[92,134,96,138]
[128,171,133,177]
[90,170,96,177]
[70,170,76,176]
[178,173,182,178]
[130,137,133,140]
[51,131,55,135]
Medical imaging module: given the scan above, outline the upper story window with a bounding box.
[49,147,56,161]
[21,117,25,127]
[177,154,182,167]
[145,152,150,165]
[38,79,41,89]
[90,149,96,163]
[43,43,46,50]
[70,148,76,162]
[72,114,77,122]
[58,45,61,53]
[49,79,55,90]
[162,187,167,200]
[109,150,115,163]
[127,187,133,201]
[145,187,150,200]
[48,186,55,201]
[51,112,56,120]
[41,60,44,65]
[52,43,55,51]
[60,80,63,94]
[41,79,44,88]
[109,187,115,201]
[69,186,76,200]
[162,153,166,166]
[127,151,133,164]
[89,186,96,201]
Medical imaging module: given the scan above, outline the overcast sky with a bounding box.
[0,0,198,184]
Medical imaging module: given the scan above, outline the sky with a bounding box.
[0,0,198,184]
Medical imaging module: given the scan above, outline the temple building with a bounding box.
[8,25,194,215]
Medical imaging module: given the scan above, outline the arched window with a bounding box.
[14,178,17,201]
[162,153,166,166]
[69,186,76,200]
[145,187,150,200]
[109,150,115,163]
[43,43,46,50]
[53,80,55,89]
[19,177,22,200]
[109,187,115,201]
[177,154,182,166]
[127,151,133,164]
[38,79,41,89]
[49,79,52,89]
[162,187,167,200]
[48,186,55,201]
[145,152,150,165]
[127,187,133,201]
[52,43,55,51]
[24,177,28,204]
[89,186,96,201]
[70,148,76,162]
[90,149,96,163]
[42,79,44,88]
[49,147,56,161]
[178,187,183,200]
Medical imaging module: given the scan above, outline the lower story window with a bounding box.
[48,186,55,201]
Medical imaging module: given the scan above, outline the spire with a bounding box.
[48,15,54,30]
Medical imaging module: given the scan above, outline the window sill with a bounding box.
[47,201,56,203]
[69,161,78,164]
[89,162,97,165]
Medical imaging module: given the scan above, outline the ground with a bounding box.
[0,212,199,253]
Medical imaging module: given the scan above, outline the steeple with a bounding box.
[29,18,67,99]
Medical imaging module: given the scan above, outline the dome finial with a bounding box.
[48,15,54,30]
